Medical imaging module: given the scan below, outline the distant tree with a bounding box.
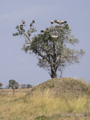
[0,82,3,88]
[9,80,19,95]
[27,84,33,88]
[0,82,3,87]
[21,84,27,89]
[13,19,85,78]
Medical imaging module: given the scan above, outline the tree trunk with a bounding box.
[50,66,57,78]
[13,88,15,95]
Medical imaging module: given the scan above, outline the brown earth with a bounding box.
[30,77,90,97]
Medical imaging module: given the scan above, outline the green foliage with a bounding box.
[27,84,33,88]
[13,19,85,78]
[9,79,19,95]
[9,80,19,89]
[0,82,3,87]
[21,84,27,89]
[20,84,33,88]
[35,115,47,120]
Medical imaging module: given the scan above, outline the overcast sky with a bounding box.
[0,0,90,88]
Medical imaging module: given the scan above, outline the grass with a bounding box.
[0,78,90,120]
[31,77,90,97]
[0,90,90,120]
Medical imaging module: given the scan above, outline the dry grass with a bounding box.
[0,78,90,120]
[0,90,90,120]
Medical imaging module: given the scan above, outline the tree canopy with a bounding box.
[9,80,19,89]
[0,82,3,87]
[9,79,19,94]
[13,19,85,78]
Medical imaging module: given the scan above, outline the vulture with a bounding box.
[32,20,35,23]
[30,20,35,27]
[22,20,25,24]
[60,20,67,24]
[30,22,33,27]
[50,20,54,24]
[20,24,23,30]
[41,30,45,32]
[51,35,58,38]
[41,30,49,33]
[54,20,67,24]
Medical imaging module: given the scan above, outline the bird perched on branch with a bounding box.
[22,20,25,24]
[30,20,35,27]
[20,24,23,30]
[51,35,58,38]
[50,20,54,24]
[54,20,67,24]
[32,20,35,23]
[41,30,45,32]
[30,22,33,27]
[41,29,49,33]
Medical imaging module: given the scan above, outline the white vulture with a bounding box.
[50,20,54,24]
[51,35,58,38]
[22,20,25,24]
[54,20,67,24]
[60,20,67,24]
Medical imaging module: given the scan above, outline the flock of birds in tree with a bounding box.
[21,19,35,26]
[41,20,67,38]
[50,20,67,24]
[20,19,67,39]
[20,20,35,37]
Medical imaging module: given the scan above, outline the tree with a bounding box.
[20,84,27,89]
[9,80,19,95]
[0,82,3,88]
[27,84,33,88]
[13,19,85,78]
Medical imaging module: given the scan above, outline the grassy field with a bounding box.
[0,78,90,120]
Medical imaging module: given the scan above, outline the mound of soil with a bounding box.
[31,78,90,97]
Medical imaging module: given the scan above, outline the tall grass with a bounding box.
[0,89,90,120]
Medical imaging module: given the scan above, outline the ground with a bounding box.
[0,78,90,120]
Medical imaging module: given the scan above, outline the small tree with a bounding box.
[20,84,27,89]
[0,82,3,88]
[9,80,19,95]
[13,19,85,78]
[27,84,33,88]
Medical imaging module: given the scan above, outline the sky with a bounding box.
[0,0,90,88]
